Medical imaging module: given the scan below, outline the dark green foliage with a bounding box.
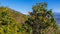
[25,3,58,34]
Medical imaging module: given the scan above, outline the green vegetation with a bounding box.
[0,7,29,34]
[25,3,59,34]
[0,3,60,34]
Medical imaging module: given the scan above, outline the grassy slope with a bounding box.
[1,7,28,23]
[0,7,29,34]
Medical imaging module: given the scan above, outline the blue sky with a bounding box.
[0,0,60,14]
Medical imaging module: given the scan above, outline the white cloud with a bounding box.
[53,9,60,13]
[22,9,29,15]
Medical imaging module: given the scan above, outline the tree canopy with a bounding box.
[25,3,58,34]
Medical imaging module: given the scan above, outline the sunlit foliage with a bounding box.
[0,7,29,34]
[25,3,58,34]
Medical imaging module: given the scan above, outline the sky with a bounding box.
[0,0,60,14]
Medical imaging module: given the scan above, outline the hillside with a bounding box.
[0,7,30,34]
[0,7,28,23]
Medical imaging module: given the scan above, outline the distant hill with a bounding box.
[54,13,60,26]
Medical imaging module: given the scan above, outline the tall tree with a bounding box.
[25,3,58,34]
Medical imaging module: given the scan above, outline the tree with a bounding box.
[25,3,58,34]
